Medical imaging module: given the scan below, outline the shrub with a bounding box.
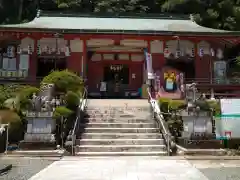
[53,106,73,119]
[0,109,21,124]
[65,91,80,107]
[41,70,83,93]
[158,98,186,111]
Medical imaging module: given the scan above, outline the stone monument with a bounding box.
[19,84,58,149]
[178,83,222,148]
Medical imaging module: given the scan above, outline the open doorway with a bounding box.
[165,59,195,80]
[37,58,67,77]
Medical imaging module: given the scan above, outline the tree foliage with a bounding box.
[1,0,240,31]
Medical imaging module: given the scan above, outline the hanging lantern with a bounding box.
[199,48,204,57]
[7,46,15,58]
[49,47,52,54]
[191,48,195,57]
[37,44,41,55]
[175,49,181,58]
[164,46,170,58]
[11,46,15,57]
[216,48,223,59]
[7,46,11,57]
[57,48,61,55]
[175,39,181,59]
[17,45,22,54]
[64,46,70,56]
[46,46,50,54]
[42,46,47,53]
[28,45,32,55]
[210,48,215,57]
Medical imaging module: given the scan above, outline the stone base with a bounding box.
[224,138,240,149]
[18,141,56,150]
[178,137,223,149]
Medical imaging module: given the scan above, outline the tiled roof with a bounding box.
[0,11,238,35]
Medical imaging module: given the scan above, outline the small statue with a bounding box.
[31,93,37,110]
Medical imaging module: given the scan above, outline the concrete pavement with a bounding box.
[28,156,208,180]
[2,156,240,180]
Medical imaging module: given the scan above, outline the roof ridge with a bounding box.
[36,9,191,20]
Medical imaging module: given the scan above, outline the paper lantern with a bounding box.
[7,46,15,57]
[175,49,181,58]
[216,49,223,59]
[49,47,52,54]
[164,46,170,58]
[199,48,204,57]
[57,48,61,55]
[28,45,32,55]
[45,46,50,54]
[17,45,22,54]
[64,46,70,56]
[37,44,41,55]
[191,48,195,57]
[210,48,215,57]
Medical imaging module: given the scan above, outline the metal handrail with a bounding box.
[71,87,88,155]
[147,88,171,156]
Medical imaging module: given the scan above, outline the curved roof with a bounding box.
[0,11,239,35]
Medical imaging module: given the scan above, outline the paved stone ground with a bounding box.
[189,160,240,180]
[0,157,58,180]
[1,157,240,180]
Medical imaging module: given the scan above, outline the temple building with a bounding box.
[0,10,240,98]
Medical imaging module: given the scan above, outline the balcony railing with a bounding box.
[0,70,28,79]
[185,77,240,85]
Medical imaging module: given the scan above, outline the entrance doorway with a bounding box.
[37,57,67,77]
[103,64,129,97]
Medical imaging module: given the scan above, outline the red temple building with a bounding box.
[0,11,240,98]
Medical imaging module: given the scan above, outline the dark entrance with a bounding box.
[37,57,67,78]
[103,64,129,97]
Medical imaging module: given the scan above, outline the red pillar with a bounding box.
[28,37,37,82]
[82,39,87,79]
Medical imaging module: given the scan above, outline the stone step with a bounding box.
[83,122,156,128]
[75,144,165,152]
[75,151,167,156]
[87,117,152,123]
[84,127,159,133]
[80,133,162,139]
[76,138,164,145]
[87,114,145,118]
[86,107,150,112]
[86,112,151,117]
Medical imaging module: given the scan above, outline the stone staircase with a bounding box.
[74,99,167,156]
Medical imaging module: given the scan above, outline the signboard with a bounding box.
[216,99,240,139]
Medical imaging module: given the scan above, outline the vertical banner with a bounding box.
[143,48,154,79]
